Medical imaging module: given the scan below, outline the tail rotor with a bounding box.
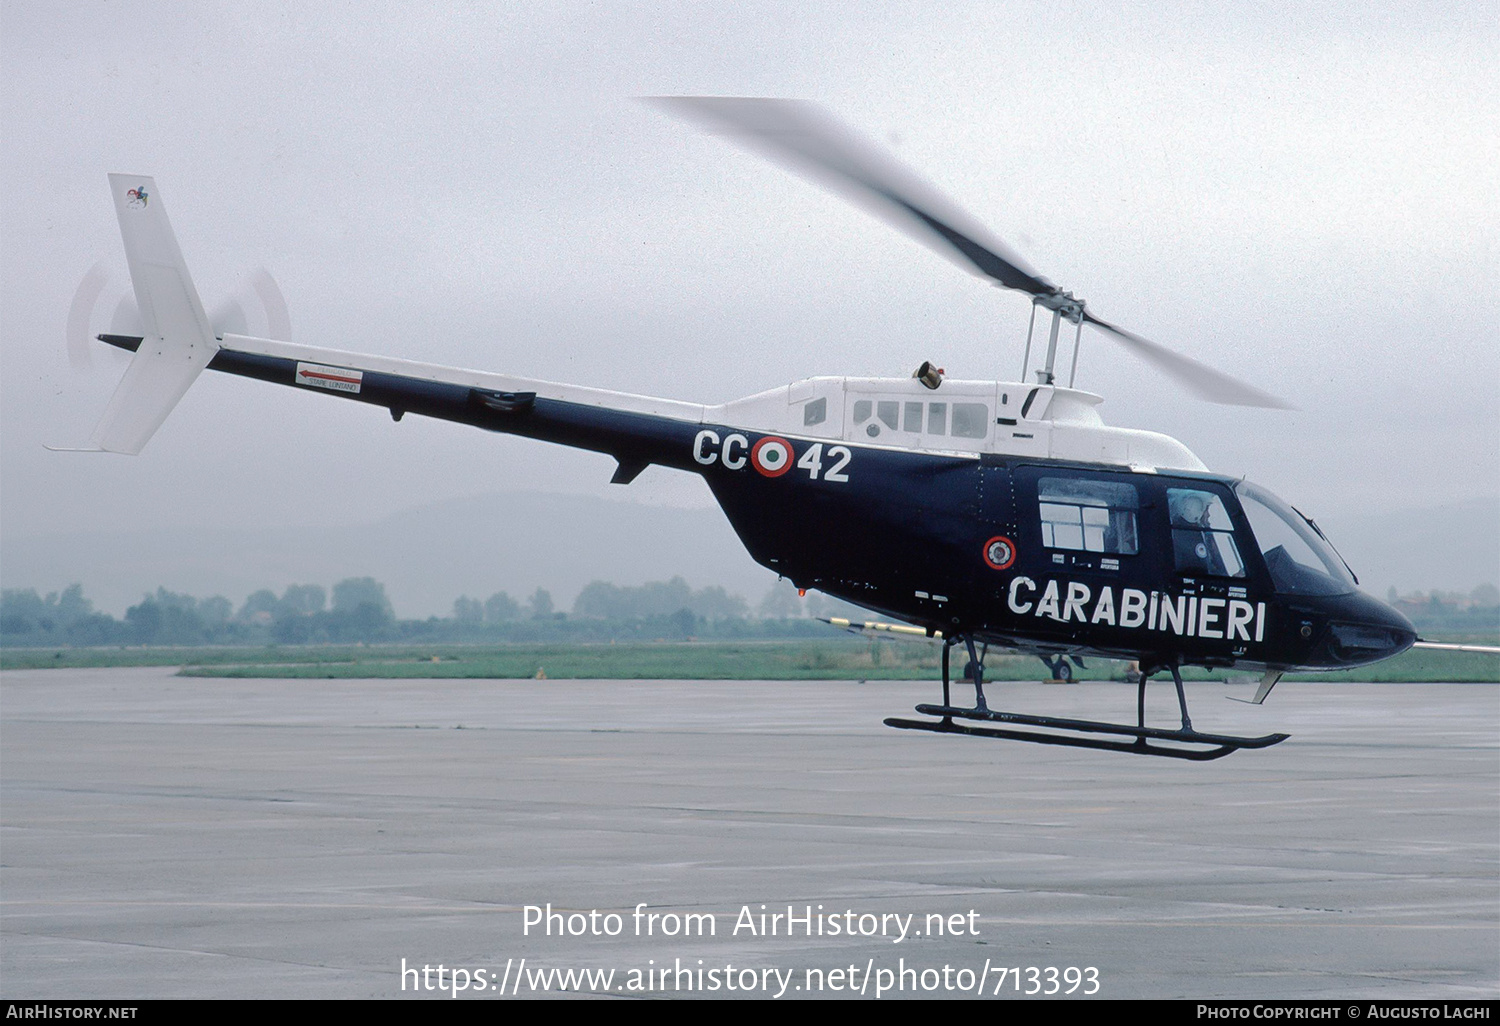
[66,262,292,371]
[54,176,292,454]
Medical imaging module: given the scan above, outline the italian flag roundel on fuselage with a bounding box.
[751,436,793,477]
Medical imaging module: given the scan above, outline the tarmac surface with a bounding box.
[2,667,1496,1000]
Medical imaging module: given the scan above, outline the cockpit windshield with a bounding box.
[1235,482,1356,596]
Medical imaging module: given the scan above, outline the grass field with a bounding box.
[3,633,1495,682]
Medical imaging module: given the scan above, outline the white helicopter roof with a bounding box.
[711,374,1208,473]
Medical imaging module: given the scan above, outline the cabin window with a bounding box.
[951,403,988,439]
[851,397,967,439]
[803,397,827,426]
[851,398,901,437]
[927,402,947,435]
[1039,477,1139,555]
[1167,488,1245,578]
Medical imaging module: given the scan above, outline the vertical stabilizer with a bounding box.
[68,176,219,454]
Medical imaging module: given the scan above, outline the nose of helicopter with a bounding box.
[1312,591,1417,668]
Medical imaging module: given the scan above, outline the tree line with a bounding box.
[6,578,1493,649]
[0,577,866,647]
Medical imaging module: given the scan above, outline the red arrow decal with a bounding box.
[298,369,361,384]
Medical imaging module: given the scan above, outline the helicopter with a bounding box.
[62,97,1458,761]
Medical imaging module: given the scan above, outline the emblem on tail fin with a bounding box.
[125,185,149,208]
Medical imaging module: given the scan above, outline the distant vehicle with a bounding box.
[63,99,1488,759]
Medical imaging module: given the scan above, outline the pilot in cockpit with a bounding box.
[1170,490,1221,575]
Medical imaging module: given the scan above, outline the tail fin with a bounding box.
[54,176,218,454]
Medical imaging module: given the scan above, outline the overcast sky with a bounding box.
[2,2,1496,601]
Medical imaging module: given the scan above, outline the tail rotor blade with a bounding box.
[68,264,288,373]
[209,297,249,337]
[109,293,144,336]
[207,269,290,339]
[251,268,291,341]
[66,262,111,370]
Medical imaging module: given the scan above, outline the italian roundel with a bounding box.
[983,535,1017,570]
[751,436,793,477]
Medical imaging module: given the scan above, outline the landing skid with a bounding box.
[886,706,1289,760]
[891,636,1290,760]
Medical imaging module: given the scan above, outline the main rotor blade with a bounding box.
[649,96,1057,297]
[1084,313,1293,409]
[657,96,1289,410]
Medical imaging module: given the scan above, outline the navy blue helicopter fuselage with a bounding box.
[107,333,1415,675]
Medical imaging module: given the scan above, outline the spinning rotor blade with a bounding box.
[65,263,137,371]
[249,268,292,341]
[109,294,144,335]
[209,296,249,337]
[204,272,291,341]
[649,96,1055,296]
[66,264,291,371]
[656,96,1289,409]
[1083,313,1293,409]
[66,262,111,370]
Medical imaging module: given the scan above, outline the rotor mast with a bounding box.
[1023,290,1086,388]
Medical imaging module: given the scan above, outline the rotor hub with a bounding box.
[1035,290,1085,324]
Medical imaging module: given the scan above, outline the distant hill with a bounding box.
[2,491,1494,619]
[1316,496,1499,599]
